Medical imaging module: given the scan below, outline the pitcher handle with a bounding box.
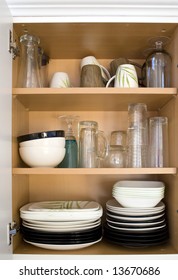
[97,130,108,161]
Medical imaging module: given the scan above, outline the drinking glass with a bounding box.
[148,116,169,167]
[78,121,107,168]
[110,130,127,146]
[127,103,148,167]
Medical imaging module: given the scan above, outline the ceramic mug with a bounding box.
[50,72,70,88]
[81,56,110,82]
[80,64,105,87]
[106,64,138,88]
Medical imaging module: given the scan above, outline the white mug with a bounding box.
[50,72,70,88]
[81,56,110,82]
[106,64,138,88]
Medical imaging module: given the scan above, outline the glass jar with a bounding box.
[146,40,172,88]
[17,34,41,87]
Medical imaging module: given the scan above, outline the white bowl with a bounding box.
[19,146,66,167]
[113,194,163,208]
[19,137,65,148]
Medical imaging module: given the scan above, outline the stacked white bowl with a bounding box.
[104,180,168,248]
[112,181,165,208]
[18,130,66,167]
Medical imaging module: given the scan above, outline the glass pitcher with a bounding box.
[17,34,41,87]
[78,121,107,168]
[145,39,172,88]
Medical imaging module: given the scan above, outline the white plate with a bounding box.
[107,223,166,232]
[22,218,100,226]
[22,220,101,232]
[20,203,103,221]
[28,201,100,212]
[106,212,164,221]
[106,218,165,227]
[24,237,102,250]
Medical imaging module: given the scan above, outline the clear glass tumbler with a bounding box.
[78,121,107,168]
[17,34,41,88]
[110,130,127,146]
[148,116,169,167]
[127,103,148,167]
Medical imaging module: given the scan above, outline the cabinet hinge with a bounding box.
[8,30,20,60]
[8,221,20,245]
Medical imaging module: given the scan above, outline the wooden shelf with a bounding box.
[12,167,177,175]
[13,239,177,256]
[13,88,177,111]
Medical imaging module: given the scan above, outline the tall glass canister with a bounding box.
[17,34,41,87]
[146,38,172,88]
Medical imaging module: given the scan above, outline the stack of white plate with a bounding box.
[112,181,165,208]
[104,180,169,248]
[20,200,103,250]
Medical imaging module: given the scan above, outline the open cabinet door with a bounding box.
[0,0,13,259]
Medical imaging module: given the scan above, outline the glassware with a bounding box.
[148,116,169,167]
[38,47,49,87]
[17,34,41,88]
[105,145,126,168]
[110,130,127,146]
[58,115,79,168]
[145,37,172,88]
[127,103,148,168]
[78,121,107,168]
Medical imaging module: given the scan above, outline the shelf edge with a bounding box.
[12,167,177,175]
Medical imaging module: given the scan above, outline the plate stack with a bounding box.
[20,200,103,250]
[104,181,169,248]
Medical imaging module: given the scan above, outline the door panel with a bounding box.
[0,0,13,259]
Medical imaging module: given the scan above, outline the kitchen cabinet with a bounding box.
[1,1,178,259]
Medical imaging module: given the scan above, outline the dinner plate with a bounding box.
[24,237,102,250]
[106,218,165,227]
[104,235,168,248]
[22,220,101,232]
[21,224,102,237]
[20,203,103,221]
[104,228,168,242]
[106,212,165,222]
[22,218,100,226]
[104,223,168,236]
[22,230,103,245]
[23,230,102,245]
[28,201,100,212]
[107,223,166,232]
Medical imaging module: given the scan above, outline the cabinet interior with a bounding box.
[12,22,178,255]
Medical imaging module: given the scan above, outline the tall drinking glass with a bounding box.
[148,116,169,167]
[127,103,148,168]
